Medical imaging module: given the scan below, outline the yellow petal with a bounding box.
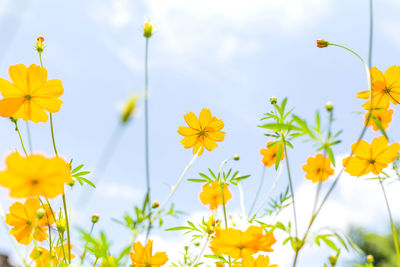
[184,111,200,130]
[31,79,63,98]
[33,98,63,113]
[177,126,198,136]
[0,78,24,97]
[27,64,48,93]
[384,65,400,89]
[199,108,211,129]
[207,131,226,141]
[204,137,218,151]
[180,135,198,148]
[9,64,28,92]
[0,97,25,118]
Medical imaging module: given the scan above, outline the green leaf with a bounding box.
[187,178,208,183]
[371,114,389,140]
[275,142,283,170]
[165,226,192,231]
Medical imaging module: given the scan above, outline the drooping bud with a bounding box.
[316,39,329,48]
[91,214,100,224]
[270,96,277,105]
[325,101,334,112]
[143,19,155,38]
[35,36,46,53]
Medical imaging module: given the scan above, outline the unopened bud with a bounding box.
[328,255,337,266]
[270,96,277,105]
[184,245,189,251]
[143,19,155,38]
[366,255,374,263]
[31,247,44,259]
[316,39,329,48]
[121,95,138,123]
[36,208,46,219]
[91,214,100,224]
[57,219,66,233]
[325,101,334,112]
[152,201,160,209]
[35,36,46,53]
[194,242,200,246]
[233,155,240,161]
[69,179,75,187]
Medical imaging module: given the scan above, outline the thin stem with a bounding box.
[144,37,151,211]
[25,121,32,152]
[62,193,72,263]
[368,0,374,67]
[282,138,298,239]
[248,166,266,216]
[220,180,231,267]
[13,121,28,157]
[38,198,52,256]
[194,236,209,266]
[49,113,58,156]
[379,178,400,267]
[237,182,247,221]
[81,222,95,264]
[45,197,67,264]
[93,257,99,267]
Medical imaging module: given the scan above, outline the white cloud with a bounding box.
[96,182,143,202]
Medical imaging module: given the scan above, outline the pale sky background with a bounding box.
[1,0,400,266]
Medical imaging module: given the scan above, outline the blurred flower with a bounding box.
[235,255,278,267]
[0,152,70,198]
[325,101,333,112]
[269,96,277,105]
[210,226,276,259]
[5,198,53,245]
[365,108,393,131]
[316,39,329,48]
[357,66,400,109]
[92,214,100,224]
[35,36,46,53]
[178,108,226,155]
[0,64,64,123]
[121,95,138,123]
[144,19,155,38]
[200,181,232,210]
[260,141,284,167]
[30,244,74,266]
[343,136,400,177]
[302,154,334,183]
[130,239,168,267]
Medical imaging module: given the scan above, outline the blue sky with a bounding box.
[1,0,400,266]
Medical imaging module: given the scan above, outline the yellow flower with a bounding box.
[357,66,400,109]
[210,226,276,259]
[302,154,334,183]
[260,141,284,167]
[144,19,155,38]
[200,181,232,210]
[365,108,393,131]
[343,136,400,177]
[238,255,278,267]
[5,198,53,245]
[0,64,63,123]
[130,239,168,267]
[30,244,74,266]
[178,108,226,155]
[0,152,70,198]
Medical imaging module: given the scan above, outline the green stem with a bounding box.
[81,222,95,264]
[248,166,266,216]
[368,0,374,67]
[93,257,99,267]
[379,178,400,267]
[62,193,72,263]
[49,113,58,156]
[220,180,231,267]
[144,37,151,210]
[13,120,28,157]
[25,121,32,152]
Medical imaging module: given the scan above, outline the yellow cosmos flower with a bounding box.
[260,141,284,167]
[30,244,75,266]
[357,66,400,109]
[0,152,70,198]
[199,181,232,210]
[365,108,393,131]
[233,255,278,267]
[343,136,400,177]
[302,154,334,183]
[130,239,168,267]
[5,198,53,245]
[0,64,63,123]
[178,108,226,156]
[210,226,276,259]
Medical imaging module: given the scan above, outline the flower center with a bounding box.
[24,94,32,101]
[316,168,321,173]
[31,179,39,185]
[199,130,207,137]
[369,159,376,164]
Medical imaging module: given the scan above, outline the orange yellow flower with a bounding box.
[200,181,232,210]
[210,226,276,259]
[357,66,400,109]
[0,152,70,198]
[30,244,74,266]
[343,136,400,177]
[234,255,278,267]
[260,141,284,167]
[130,239,168,267]
[178,108,226,156]
[365,108,393,131]
[302,154,334,183]
[0,64,63,123]
[5,198,53,245]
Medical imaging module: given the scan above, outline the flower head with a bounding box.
[302,153,334,183]
[30,244,74,266]
[200,181,232,210]
[178,108,226,155]
[5,198,53,245]
[343,136,400,177]
[316,39,329,48]
[260,142,284,167]
[130,239,168,267]
[0,64,64,122]
[365,108,394,131]
[144,19,155,38]
[0,152,70,198]
[35,37,46,53]
[210,226,276,259]
[357,66,400,109]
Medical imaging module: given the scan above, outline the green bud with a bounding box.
[270,96,277,105]
[91,214,100,224]
[366,255,374,263]
[233,155,240,161]
[325,101,334,112]
[36,208,46,219]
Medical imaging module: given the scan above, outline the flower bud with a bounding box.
[31,247,44,259]
[91,214,100,224]
[316,39,329,48]
[143,19,155,38]
[10,117,17,124]
[366,255,374,263]
[270,96,277,105]
[325,101,334,112]
[57,218,66,233]
[69,179,75,187]
[233,155,240,161]
[152,201,160,209]
[184,245,189,251]
[121,96,138,124]
[194,242,200,246]
[36,208,46,219]
[35,36,46,53]
[328,255,337,266]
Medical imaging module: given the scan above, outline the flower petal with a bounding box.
[0,97,24,118]
[9,64,28,92]
[27,64,48,93]
[184,111,200,130]
[31,79,63,98]
[199,108,211,129]
[0,78,24,97]
[33,97,63,113]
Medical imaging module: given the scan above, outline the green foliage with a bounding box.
[188,168,250,185]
